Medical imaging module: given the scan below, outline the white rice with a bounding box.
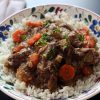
[0,11,100,100]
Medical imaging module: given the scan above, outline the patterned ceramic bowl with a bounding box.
[0,4,100,100]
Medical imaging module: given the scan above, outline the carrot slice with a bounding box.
[27,33,42,46]
[12,29,26,42]
[29,53,39,68]
[82,66,93,76]
[78,26,89,35]
[26,21,43,27]
[85,35,96,48]
[59,64,75,81]
[88,36,96,48]
[13,44,25,53]
[78,26,96,48]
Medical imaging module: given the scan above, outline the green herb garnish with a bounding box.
[35,34,49,46]
[21,35,27,41]
[46,48,56,60]
[77,34,84,42]
[63,34,68,39]
[53,27,61,33]
[43,20,51,28]
[42,34,49,40]
[35,40,47,46]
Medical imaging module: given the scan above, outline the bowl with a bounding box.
[0,4,100,100]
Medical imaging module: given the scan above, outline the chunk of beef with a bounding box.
[4,49,31,71]
[34,67,58,92]
[42,42,60,60]
[51,32,62,40]
[16,63,34,84]
[74,48,92,56]
[48,74,58,92]
[50,27,62,40]
[68,31,84,48]
[84,50,100,65]
[74,48,100,66]
[34,68,51,89]
[34,57,58,92]
[64,45,74,65]
[62,24,74,31]
[38,45,48,54]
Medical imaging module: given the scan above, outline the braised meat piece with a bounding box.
[48,74,58,92]
[34,55,59,92]
[16,63,34,84]
[35,68,50,88]
[34,64,58,92]
[63,45,74,65]
[74,48,100,66]
[4,49,31,71]
[61,24,74,31]
[68,31,84,48]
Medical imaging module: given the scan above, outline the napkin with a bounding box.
[0,0,26,22]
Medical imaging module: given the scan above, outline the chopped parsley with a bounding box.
[35,39,47,46]
[43,20,51,28]
[42,34,49,41]
[63,34,68,39]
[35,34,50,46]
[77,34,84,42]
[21,35,27,41]
[53,27,61,33]
[46,48,56,60]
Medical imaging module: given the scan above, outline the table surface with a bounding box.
[0,0,100,99]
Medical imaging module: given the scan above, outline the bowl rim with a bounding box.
[0,86,25,100]
[0,3,100,25]
[0,4,100,100]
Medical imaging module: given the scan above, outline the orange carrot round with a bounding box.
[88,36,96,48]
[77,27,96,48]
[13,44,25,53]
[85,35,96,48]
[27,33,42,46]
[29,53,39,68]
[26,21,43,27]
[78,27,89,35]
[59,64,75,81]
[12,29,26,42]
